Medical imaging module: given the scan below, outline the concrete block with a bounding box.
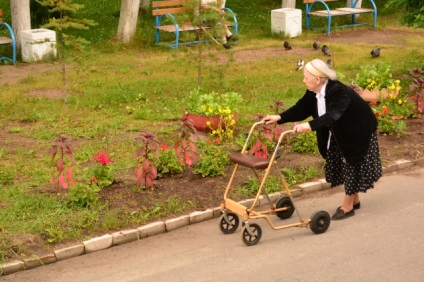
[296,181,323,194]
[83,234,113,253]
[387,163,399,172]
[317,178,331,190]
[0,260,25,276]
[165,215,189,232]
[416,157,424,166]
[189,209,214,224]
[54,244,85,261]
[238,198,254,208]
[112,229,139,246]
[212,206,222,218]
[290,188,302,197]
[22,253,55,269]
[395,159,414,170]
[138,221,166,238]
[271,8,302,37]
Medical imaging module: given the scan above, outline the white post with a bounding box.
[282,0,296,9]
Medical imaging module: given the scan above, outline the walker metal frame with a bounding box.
[219,122,331,246]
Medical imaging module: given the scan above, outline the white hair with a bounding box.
[307,59,337,80]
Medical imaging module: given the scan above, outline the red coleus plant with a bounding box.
[174,116,199,166]
[404,67,424,115]
[135,132,159,189]
[48,136,76,191]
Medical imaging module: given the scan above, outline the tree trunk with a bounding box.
[116,0,141,43]
[10,0,31,51]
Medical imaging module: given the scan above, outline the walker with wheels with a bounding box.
[219,121,331,246]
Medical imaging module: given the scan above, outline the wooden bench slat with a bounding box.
[152,7,191,16]
[0,36,12,45]
[303,0,337,3]
[152,0,185,8]
[336,7,374,14]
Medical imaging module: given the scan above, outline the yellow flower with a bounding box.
[208,108,213,113]
[230,119,236,126]
[398,99,403,105]
[396,86,401,91]
[206,121,211,126]
[212,130,216,134]
[395,80,400,84]
[389,84,396,90]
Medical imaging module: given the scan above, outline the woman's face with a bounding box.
[303,69,322,92]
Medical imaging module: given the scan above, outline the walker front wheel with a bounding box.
[219,212,239,234]
[310,210,331,234]
[241,223,262,246]
[276,196,295,219]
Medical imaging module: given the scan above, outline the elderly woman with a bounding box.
[263,59,382,220]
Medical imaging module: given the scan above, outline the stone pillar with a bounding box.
[282,0,296,9]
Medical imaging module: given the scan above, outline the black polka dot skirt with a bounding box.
[325,132,382,195]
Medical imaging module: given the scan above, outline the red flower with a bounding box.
[375,112,382,117]
[391,116,397,121]
[370,100,378,106]
[160,144,169,151]
[382,106,390,115]
[93,151,112,165]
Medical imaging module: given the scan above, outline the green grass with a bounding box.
[0,0,424,264]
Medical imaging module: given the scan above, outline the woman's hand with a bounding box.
[293,122,311,133]
[262,115,281,125]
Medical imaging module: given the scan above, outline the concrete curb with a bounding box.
[1,157,423,277]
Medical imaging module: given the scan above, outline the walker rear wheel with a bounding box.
[276,196,295,219]
[241,223,262,246]
[310,210,331,234]
[219,212,240,234]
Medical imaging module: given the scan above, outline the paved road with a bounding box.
[3,167,424,282]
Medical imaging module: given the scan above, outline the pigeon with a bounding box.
[296,59,304,71]
[326,59,332,69]
[283,41,292,50]
[370,48,381,58]
[313,41,320,50]
[322,44,331,56]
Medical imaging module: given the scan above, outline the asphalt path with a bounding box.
[2,167,424,282]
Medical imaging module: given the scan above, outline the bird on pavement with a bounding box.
[313,41,320,50]
[322,44,331,56]
[284,41,292,50]
[370,48,381,58]
[296,59,304,71]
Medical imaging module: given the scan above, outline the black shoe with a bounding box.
[331,207,355,220]
[223,43,231,49]
[353,202,361,210]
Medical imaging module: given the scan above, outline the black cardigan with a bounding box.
[278,80,378,165]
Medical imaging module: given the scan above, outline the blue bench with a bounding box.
[0,9,16,64]
[304,0,377,35]
[152,0,238,48]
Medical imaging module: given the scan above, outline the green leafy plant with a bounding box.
[154,145,184,177]
[48,136,76,191]
[67,182,100,208]
[89,151,115,188]
[135,132,159,189]
[373,106,408,137]
[186,88,243,116]
[352,62,394,91]
[288,131,318,154]
[194,142,230,177]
